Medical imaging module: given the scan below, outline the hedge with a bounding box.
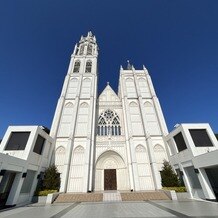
[162,186,187,192]
[36,189,58,196]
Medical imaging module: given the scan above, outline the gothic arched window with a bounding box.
[79,45,85,55]
[85,60,92,73]
[87,44,93,55]
[97,109,121,136]
[73,60,80,73]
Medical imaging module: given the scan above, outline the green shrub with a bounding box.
[34,164,60,195]
[160,160,181,187]
[43,164,60,190]
[162,187,187,192]
[36,189,58,196]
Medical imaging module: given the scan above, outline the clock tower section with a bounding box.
[50,32,98,192]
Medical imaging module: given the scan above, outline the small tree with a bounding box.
[43,164,60,190]
[160,160,180,187]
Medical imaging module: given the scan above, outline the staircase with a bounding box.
[54,191,170,203]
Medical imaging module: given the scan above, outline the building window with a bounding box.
[5,132,30,150]
[97,109,121,136]
[87,44,93,55]
[33,135,45,155]
[79,45,85,55]
[85,61,92,73]
[174,132,187,152]
[189,129,213,147]
[73,60,80,73]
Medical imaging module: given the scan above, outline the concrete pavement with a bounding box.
[1,200,218,218]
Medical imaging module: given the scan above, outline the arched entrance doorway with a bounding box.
[95,150,130,191]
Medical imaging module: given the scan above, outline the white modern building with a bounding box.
[50,32,169,193]
[0,126,54,207]
[165,123,218,201]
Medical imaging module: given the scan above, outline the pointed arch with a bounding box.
[56,146,65,154]
[70,77,78,82]
[65,102,74,108]
[154,144,164,152]
[79,44,85,55]
[87,44,93,55]
[135,144,146,153]
[80,102,89,108]
[55,146,66,174]
[74,145,85,153]
[83,77,91,82]
[85,60,92,73]
[96,150,125,169]
[129,101,138,107]
[97,109,121,136]
[95,150,130,191]
[73,60,80,73]
[144,101,153,107]
[126,77,133,82]
[138,77,146,82]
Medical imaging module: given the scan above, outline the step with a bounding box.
[55,193,103,203]
[103,191,122,202]
[120,191,170,201]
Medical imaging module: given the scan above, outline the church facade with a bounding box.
[50,32,169,193]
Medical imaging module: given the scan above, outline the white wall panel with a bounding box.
[154,144,166,171]
[75,103,89,136]
[135,145,154,190]
[129,102,144,135]
[144,102,161,135]
[81,78,91,98]
[66,78,78,99]
[57,103,74,137]
[138,78,151,98]
[126,78,137,98]
[67,146,85,192]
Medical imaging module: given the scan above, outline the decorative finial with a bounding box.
[127,60,132,70]
[143,65,149,74]
[88,31,93,37]
[107,82,109,85]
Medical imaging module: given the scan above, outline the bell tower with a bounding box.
[50,32,98,192]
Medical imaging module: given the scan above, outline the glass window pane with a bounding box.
[5,132,30,150]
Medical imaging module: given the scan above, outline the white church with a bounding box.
[1,32,218,207]
[50,31,169,193]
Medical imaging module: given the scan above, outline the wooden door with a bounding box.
[104,169,117,190]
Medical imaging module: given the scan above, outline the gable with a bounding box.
[98,84,120,102]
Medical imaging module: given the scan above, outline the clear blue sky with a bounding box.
[0,0,218,138]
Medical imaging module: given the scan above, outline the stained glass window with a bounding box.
[97,109,121,136]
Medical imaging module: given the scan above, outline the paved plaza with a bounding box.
[1,200,218,218]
